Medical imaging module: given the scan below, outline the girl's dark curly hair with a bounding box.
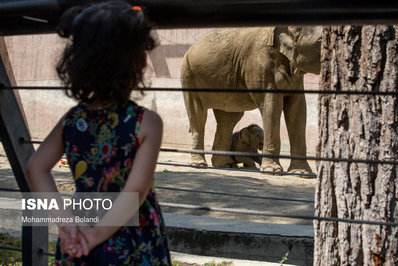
[56,0,155,104]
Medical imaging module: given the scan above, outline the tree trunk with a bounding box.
[315,26,398,265]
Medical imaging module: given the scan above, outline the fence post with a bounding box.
[0,37,48,266]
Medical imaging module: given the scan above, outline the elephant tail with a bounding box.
[180,53,194,88]
[182,52,197,135]
[183,90,193,134]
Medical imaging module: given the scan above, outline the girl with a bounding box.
[26,1,171,265]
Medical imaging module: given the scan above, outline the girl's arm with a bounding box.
[26,118,76,221]
[26,118,64,193]
[81,109,163,249]
[26,117,88,257]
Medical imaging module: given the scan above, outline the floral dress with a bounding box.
[55,100,171,266]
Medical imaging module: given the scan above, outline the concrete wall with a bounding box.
[5,29,319,156]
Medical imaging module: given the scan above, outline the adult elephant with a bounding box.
[181,26,322,174]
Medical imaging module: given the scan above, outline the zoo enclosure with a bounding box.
[1,0,398,265]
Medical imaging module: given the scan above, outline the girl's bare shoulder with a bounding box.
[141,109,163,135]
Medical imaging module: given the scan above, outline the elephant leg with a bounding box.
[253,155,261,165]
[211,110,244,168]
[183,92,208,166]
[258,94,284,173]
[242,158,258,169]
[233,156,257,169]
[284,94,313,174]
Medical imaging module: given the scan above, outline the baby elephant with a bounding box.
[231,125,264,169]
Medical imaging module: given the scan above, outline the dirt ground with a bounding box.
[0,145,317,226]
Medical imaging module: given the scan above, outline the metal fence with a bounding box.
[1,0,398,265]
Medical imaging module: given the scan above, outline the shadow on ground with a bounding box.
[155,165,316,225]
[0,150,316,226]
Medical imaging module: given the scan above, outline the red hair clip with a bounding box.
[132,6,142,12]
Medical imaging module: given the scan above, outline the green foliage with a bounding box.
[204,261,233,266]
[279,251,289,265]
[0,232,22,265]
[172,260,233,266]
[48,240,58,265]
[0,232,58,265]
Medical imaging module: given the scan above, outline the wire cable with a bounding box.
[38,249,55,257]
[4,175,314,206]
[160,202,398,227]
[2,85,398,96]
[0,187,20,192]
[0,245,22,252]
[52,174,314,203]
[20,138,398,166]
[156,186,314,203]
[157,162,317,178]
[20,138,42,144]
[161,148,398,166]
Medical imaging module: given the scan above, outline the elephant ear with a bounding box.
[278,30,294,61]
[239,128,250,145]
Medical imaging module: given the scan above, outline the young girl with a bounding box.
[26,1,171,265]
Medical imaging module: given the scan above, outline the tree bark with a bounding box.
[315,26,398,265]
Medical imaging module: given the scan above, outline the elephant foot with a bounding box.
[190,154,208,167]
[260,163,283,174]
[287,161,314,178]
[189,160,208,167]
[211,155,235,168]
[214,163,235,169]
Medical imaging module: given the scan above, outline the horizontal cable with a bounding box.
[160,202,398,227]
[0,175,14,179]
[38,249,55,257]
[0,246,56,257]
[161,148,398,166]
[157,162,316,178]
[1,0,398,37]
[2,175,72,182]
[0,187,20,192]
[20,138,398,166]
[54,178,73,182]
[20,139,42,144]
[157,185,314,204]
[0,245,22,252]
[52,176,314,203]
[2,86,398,96]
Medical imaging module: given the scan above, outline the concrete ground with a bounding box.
[0,146,317,265]
[170,251,296,266]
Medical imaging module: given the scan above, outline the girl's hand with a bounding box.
[59,225,89,257]
[79,226,100,253]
